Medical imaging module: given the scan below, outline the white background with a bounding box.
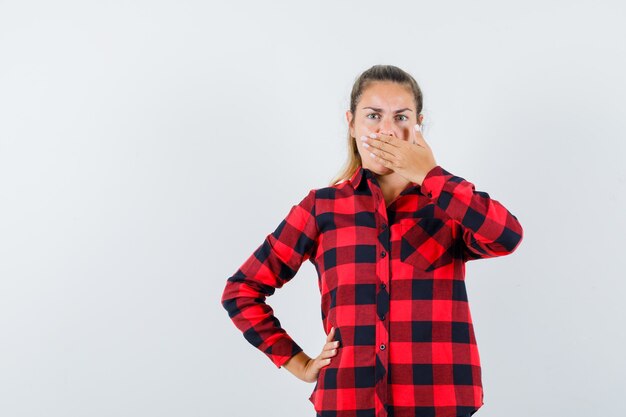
[1,1,625,416]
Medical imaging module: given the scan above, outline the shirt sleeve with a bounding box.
[419,165,524,262]
[220,188,319,369]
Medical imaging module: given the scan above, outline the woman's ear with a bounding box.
[346,110,354,137]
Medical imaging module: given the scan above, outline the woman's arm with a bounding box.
[419,165,524,261]
[282,351,313,380]
[220,188,319,369]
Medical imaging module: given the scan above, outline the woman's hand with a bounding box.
[301,326,340,383]
[360,124,438,186]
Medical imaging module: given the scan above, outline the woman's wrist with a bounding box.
[283,351,312,380]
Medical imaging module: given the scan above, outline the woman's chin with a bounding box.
[364,162,394,175]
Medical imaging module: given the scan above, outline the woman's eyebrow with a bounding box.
[362,106,413,113]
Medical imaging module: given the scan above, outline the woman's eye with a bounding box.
[366,113,409,121]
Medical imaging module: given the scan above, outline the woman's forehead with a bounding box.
[360,82,414,106]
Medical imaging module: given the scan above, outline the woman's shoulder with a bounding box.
[310,178,352,199]
[289,176,354,211]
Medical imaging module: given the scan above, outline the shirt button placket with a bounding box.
[374,195,390,417]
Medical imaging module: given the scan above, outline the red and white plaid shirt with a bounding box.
[221,164,524,417]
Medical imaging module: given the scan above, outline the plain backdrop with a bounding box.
[1,1,625,416]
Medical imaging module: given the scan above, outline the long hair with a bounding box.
[329,65,425,186]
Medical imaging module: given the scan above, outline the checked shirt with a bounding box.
[221,164,524,417]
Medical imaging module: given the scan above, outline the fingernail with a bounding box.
[414,124,421,131]
[360,135,368,141]
[369,133,377,138]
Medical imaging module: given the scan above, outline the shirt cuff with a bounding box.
[419,165,447,200]
[268,336,304,369]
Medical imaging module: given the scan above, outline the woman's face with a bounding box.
[346,81,424,175]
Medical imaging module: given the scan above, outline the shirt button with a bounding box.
[381,223,388,229]
[380,314,385,320]
[380,343,386,350]
[380,283,386,289]
[380,250,386,258]
[428,192,433,198]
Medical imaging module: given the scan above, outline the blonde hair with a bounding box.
[329,65,425,186]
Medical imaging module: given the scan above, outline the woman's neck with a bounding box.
[375,172,413,206]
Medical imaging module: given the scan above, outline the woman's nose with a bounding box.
[378,128,396,137]
[378,119,396,136]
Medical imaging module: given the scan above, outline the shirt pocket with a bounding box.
[399,217,457,271]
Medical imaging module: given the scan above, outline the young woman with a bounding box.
[221,65,524,417]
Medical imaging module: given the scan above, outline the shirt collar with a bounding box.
[349,165,420,193]
[348,165,369,189]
